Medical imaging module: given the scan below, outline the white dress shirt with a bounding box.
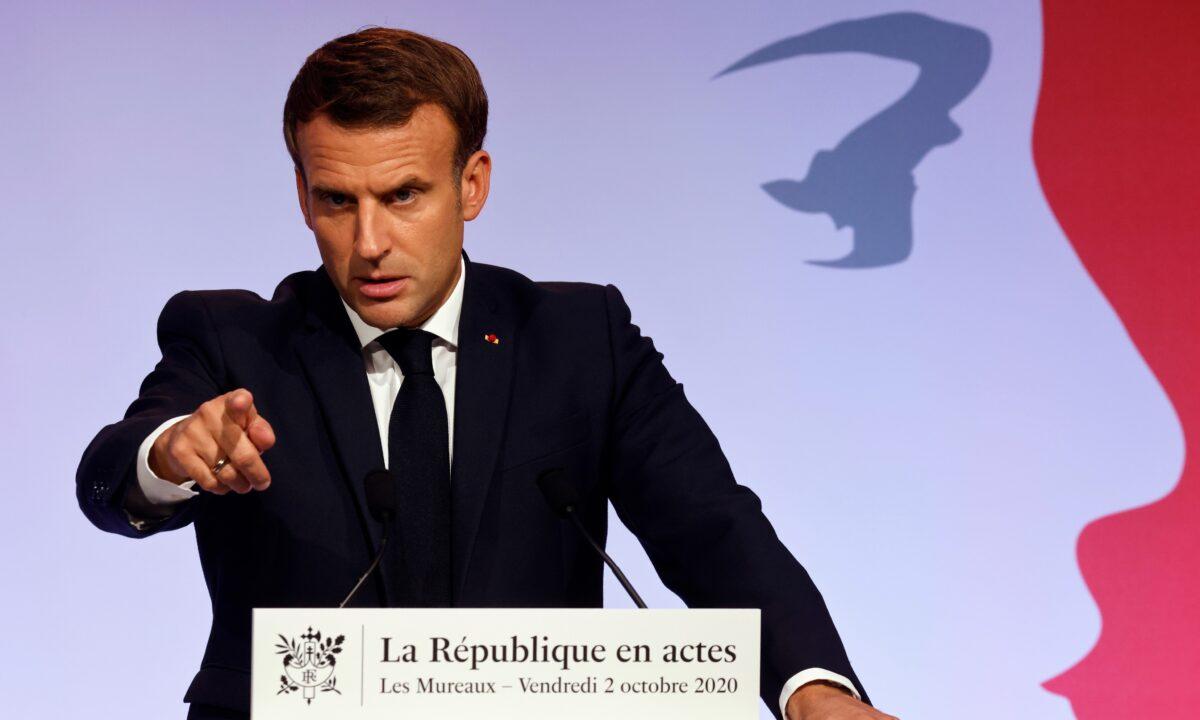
[126,255,861,714]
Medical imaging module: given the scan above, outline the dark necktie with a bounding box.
[377,328,452,607]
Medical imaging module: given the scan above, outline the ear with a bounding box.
[459,150,492,222]
[294,167,313,230]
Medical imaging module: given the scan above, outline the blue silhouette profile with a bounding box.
[715,13,991,268]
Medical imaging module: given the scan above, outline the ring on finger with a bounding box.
[210,457,230,475]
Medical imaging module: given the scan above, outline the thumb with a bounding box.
[247,416,276,453]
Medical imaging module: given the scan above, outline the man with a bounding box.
[76,27,891,720]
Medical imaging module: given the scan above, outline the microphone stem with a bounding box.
[569,511,647,609]
[339,525,389,608]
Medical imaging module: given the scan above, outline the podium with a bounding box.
[252,608,760,719]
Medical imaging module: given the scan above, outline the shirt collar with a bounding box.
[339,254,465,350]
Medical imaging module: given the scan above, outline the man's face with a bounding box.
[293,103,490,330]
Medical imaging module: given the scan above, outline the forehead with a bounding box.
[295,103,456,185]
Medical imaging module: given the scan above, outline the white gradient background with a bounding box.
[1,1,1180,718]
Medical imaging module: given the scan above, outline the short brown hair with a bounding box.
[283,27,488,182]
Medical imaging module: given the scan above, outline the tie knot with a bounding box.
[378,328,436,376]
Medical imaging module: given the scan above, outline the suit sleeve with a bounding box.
[600,284,870,717]
[76,290,225,538]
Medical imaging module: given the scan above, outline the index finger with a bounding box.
[223,388,255,429]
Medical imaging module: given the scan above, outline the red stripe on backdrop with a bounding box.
[1034,1,1200,717]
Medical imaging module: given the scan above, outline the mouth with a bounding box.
[355,275,410,300]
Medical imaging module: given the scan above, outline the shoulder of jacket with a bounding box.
[474,259,609,299]
[469,260,614,327]
[160,268,318,323]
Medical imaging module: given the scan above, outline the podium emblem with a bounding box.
[276,627,345,704]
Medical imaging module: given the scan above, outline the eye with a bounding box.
[317,190,350,208]
[393,188,417,204]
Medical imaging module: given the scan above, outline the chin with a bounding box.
[350,300,412,330]
[345,300,396,328]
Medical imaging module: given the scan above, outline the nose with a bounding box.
[353,200,392,262]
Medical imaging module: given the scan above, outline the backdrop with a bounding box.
[3,1,1196,718]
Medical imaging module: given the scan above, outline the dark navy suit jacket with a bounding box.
[76,252,868,717]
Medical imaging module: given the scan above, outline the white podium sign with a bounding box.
[252,608,760,719]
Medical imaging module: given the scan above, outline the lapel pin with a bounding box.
[483,332,500,345]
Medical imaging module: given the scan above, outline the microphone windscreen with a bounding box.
[536,468,579,517]
[363,469,396,523]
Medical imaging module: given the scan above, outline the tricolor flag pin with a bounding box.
[484,332,500,345]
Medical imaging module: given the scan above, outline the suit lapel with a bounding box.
[290,256,519,606]
[293,267,392,602]
[451,255,517,600]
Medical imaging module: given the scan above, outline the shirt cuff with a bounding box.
[135,415,198,502]
[778,668,861,718]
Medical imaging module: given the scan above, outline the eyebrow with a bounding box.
[309,175,432,198]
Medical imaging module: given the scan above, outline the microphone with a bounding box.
[340,469,396,608]
[537,468,647,609]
